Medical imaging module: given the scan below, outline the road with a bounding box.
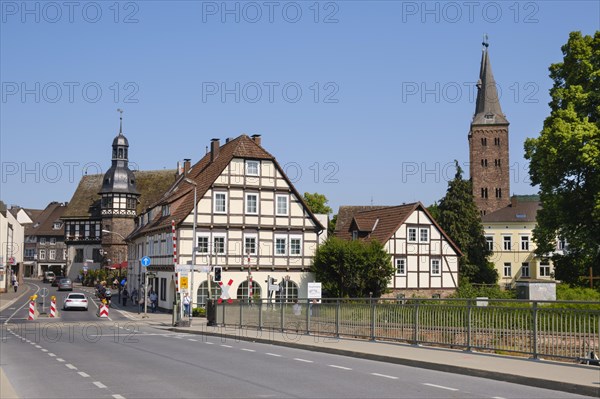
[0,282,593,399]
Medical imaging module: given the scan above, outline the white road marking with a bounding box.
[329,365,352,370]
[423,383,458,391]
[56,358,65,362]
[188,339,197,342]
[241,348,255,352]
[491,397,506,399]
[78,372,90,378]
[205,342,214,345]
[293,358,313,363]
[66,364,78,370]
[35,345,42,348]
[112,395,126,399]
[48,353,56,357]
[93,381,107,389]
[221,344,232,348]
[266,353,281,357]
[371,373,398,380]
[41,349,48,352]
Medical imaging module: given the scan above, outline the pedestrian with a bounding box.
[183,292,191,316]
[11,273,16,287]
[149,291,158,313]
[123,287,129,306]
[131,288,138,304]
[13,279,18,293]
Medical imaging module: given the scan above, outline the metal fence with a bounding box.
[215,298,600,362]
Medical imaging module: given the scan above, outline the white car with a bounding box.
[63,293,89,311]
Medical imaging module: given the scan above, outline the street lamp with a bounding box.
[102,229,126,302]
[183,177,197,324]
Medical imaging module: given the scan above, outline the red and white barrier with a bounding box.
[49,299,57,318]
[28,301,35,320]
[98,304,109,318]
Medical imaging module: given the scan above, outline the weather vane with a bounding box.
[482,33,489,48]
[117,108,124,134]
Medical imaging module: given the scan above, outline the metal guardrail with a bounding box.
[215,298,600,362]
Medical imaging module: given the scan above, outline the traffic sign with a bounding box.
[8,257,15,265]
[307,282,322,299]
[175,264,192,273]
[141,256,151,267]
[40,288,49,298]
[180,276,189,290]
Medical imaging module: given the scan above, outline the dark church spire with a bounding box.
[472,36,508,125]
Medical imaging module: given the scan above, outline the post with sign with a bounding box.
[140,257,151,318]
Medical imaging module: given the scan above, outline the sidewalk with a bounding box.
[113,306,600,398]
[0,282,34,312]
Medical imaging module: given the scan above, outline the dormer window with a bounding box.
[485,113,494,120]
[352,231,358,240]
[53,222,62,230]
[162,205,170,217]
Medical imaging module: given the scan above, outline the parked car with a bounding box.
[43,271,56,283]
[63,293,88,311]
[57,278,73,291]
[51,276,65,287]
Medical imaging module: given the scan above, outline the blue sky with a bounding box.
[1,1,598,213]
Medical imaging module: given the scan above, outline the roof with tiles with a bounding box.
[481,196,541,223]
[129,134,325,238]
[27,202,67,237]
[335,202,462,256]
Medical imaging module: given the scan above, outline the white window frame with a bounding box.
[245,160,260,176]
[245,193,259,215]
[503,235,512,251]
[419,228,429,243]
[540,263,551,277]
[395,258,406,276]
[39,249,46,260]
[196,234,210,254]
[274,235,287,256]
[213,192,227,214]
[40,237,46,244]
[430,258,441,276]
[407,228,417,242]
[521,262,530,278]
[503,262,512,277]
[212,233,227,255]
[289,235,302,256]
[521,235,529,251]
[275,194,289,216]
[485,236,494,252]
[49,249,56,260]
[243,233,258,256]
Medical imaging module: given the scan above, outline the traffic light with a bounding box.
[214,266,222,282]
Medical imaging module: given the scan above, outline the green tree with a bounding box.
[437,161,498,284]
[311,237,393,298]
[328,214,338,236]
[303,192,333,214]
[524,31,600,286]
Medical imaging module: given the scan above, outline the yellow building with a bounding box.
[482,196,554,288]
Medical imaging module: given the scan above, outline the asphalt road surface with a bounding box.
[0,283,593,399]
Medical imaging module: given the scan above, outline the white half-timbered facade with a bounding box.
[335,203,461,297]
[128,135,327,310]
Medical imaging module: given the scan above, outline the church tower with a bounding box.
[468,38,510,215]
[99,110,139,266]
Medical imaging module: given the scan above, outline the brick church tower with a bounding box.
[99,110,139,267]
[468,39,510,216]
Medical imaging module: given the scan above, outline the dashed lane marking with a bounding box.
[266,353,282,357]
[93,381,107,389]
[205,342,214,345]
[112,395,126,399]
[66,364,77,370]
[188,339,197,342]
[328,365,352,370]
[293,358,313,363]
[41,349,48,352]
[241,348,256,352]
[371,373,398,380]
[221,344,232,348]
[78,372,90,378]
[56,358,65,362]
[48,353,56,357]
[422,383,458,391]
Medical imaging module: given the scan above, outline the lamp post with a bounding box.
[102,229,126,302]
[183,177,197,323]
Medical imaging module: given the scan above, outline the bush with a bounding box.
[449,281,516,300]
[192,307,206,317]
[556,284,600,301]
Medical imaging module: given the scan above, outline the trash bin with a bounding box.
[206,299,217,326]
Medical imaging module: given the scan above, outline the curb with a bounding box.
[169,327,600,398]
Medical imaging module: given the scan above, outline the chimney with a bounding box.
[251,134,262,146]
[210,138,220,162]
[511,196,518,207]
[183,159,191,175]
